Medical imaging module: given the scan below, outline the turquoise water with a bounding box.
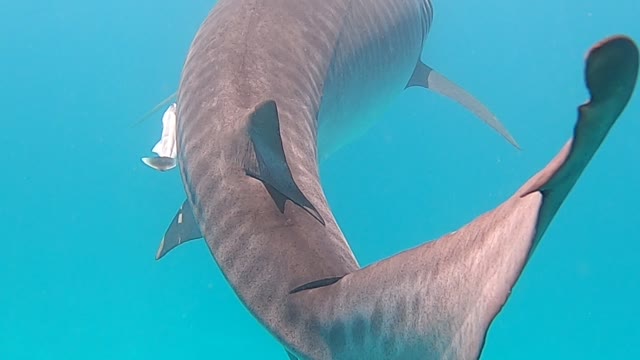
[1,0,638,358]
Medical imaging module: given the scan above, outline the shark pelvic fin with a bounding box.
[156,199,203,260]
[406,60,520,149]
[245,100,325,226]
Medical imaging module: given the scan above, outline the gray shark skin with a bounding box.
[151,0,638,358]
[165,0,514,331]
[159,0,518,271]
[172,1,447,353]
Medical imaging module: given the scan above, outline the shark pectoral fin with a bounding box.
[285,350,298,360]
[518,35,638,246]
[141,156,177,171]
[156,199,203,260]
[244,100,325,226]
[406,60,520,149]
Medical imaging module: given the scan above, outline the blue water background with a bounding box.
[1,0,638,358]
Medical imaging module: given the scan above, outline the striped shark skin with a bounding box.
[144,0,638,359]
[140,0,518,171]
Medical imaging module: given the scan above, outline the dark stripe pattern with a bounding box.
[174,1,433,358]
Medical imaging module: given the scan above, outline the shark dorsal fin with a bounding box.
[244,100,325,225]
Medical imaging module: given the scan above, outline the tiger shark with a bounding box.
[143,0,638,358]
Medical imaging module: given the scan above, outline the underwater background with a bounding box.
[1,0,638,358]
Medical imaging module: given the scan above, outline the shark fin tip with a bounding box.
[155,238,166,260]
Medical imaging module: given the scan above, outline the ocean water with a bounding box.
[1,0,638,359]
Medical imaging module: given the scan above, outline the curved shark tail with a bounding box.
[290,35,638,360]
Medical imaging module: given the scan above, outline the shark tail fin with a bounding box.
[243,100,325,225]
[518,34,638,249]
[290,35,637,360]
[156,199,203,260]
[406,61,520,149]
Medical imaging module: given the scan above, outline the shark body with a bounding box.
[146,0,639,359]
